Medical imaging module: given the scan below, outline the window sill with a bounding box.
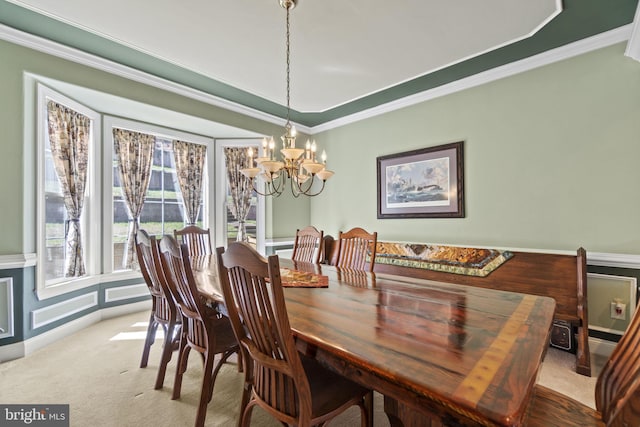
[37,275,101,300]
[36,270,143,300]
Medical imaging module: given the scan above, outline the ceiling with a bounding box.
[1,0,638,128]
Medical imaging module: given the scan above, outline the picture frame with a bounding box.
[377,141,464,219]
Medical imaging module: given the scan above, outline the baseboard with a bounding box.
[589,336,617,358]
[0,300,150,363]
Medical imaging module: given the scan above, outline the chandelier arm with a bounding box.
[247,178,272,197]
[297,173,315,194]
[290,177,302,198]
[289,172,326,197]
[301,176,327,197]
[244,172,284,197]
[270,172,286,196]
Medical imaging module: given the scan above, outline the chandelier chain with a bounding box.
[285,5,291,127]
[238,0,334,198]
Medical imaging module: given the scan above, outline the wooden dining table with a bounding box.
[191,255,556,427]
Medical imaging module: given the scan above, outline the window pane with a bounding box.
[112,135,205,270]
[43,111,91,283]
[44,191,67,281]
[225,146,257,248]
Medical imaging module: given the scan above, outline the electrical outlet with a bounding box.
[611,301,626,320]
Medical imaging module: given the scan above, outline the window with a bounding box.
[215,139,264,253]
[37,85,101,295]
[106,117,211,272]
[34,82,227,297]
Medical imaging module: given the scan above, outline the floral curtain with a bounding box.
[46,101,91,277]
[113,128,155,270]
[173,140,207,225]
[224,147,253,242]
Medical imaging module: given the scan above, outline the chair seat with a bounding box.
[301,355,369,419]
[527,385,604,427]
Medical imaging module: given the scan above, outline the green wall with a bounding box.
[0,38,310,255]
[3,37,640,255]
[312,43,640,254]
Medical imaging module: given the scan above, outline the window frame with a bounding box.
[215,139,265,254]
[103,116,214,277]
[36,84,102,299]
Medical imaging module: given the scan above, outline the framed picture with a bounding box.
[377,141,464,219]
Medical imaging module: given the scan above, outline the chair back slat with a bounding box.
[292,226,324,264]
[174,225,212,257]
[159,235,210,349]
[337,268,376,288]
[217,242,311,422]
[135,229,176,322]
[595,301,640,425]
[336,227,377,272]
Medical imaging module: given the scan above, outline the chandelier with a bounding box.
[240,0,334,197]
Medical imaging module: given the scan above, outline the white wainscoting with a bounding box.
[0,300,150,363]
[0,278,14,339]
[31,292,99,330]
[105,283,149,303]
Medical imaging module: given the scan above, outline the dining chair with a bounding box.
[216,242,372,427]
[335,227,378,272]
[337,268,376,288]
[291,225,324,264]
[134,229,181,390]
[527,299,640,426]
[174,225,212,257]
[157,235,239,427]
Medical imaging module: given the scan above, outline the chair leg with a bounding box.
[241,401,257,427]
[195,351,216,427]
[207,349,235,403]
[237,382,252,427]
[361,391,374,427]
[237,347,243,373]
[237,350,252,427]
[154,321,177,390]
[171,335,190,400]
[140,313,157,368]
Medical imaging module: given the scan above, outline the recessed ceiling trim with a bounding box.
[625,2,640,61]
[305,0,564,114]
[4,0,566,113]
[0,22,309,134]
[0,23,294,130]
[311,25,633,134]
[0,22,632,138]
[2,0,637,128]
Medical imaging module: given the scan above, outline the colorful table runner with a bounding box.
[371,242,513,277]
[280,268,329,288]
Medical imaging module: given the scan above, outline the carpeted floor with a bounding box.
[0,310,601,426]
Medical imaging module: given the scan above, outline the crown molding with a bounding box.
[0,22,631,137]
[625,2,640,61]
[0,23,309,133]
[311,24,633,134]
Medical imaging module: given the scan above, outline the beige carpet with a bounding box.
[0,310,600,426]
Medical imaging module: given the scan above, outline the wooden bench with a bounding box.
[324,237,591,376]
[527,283,640,426]
[527,385,603,426]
